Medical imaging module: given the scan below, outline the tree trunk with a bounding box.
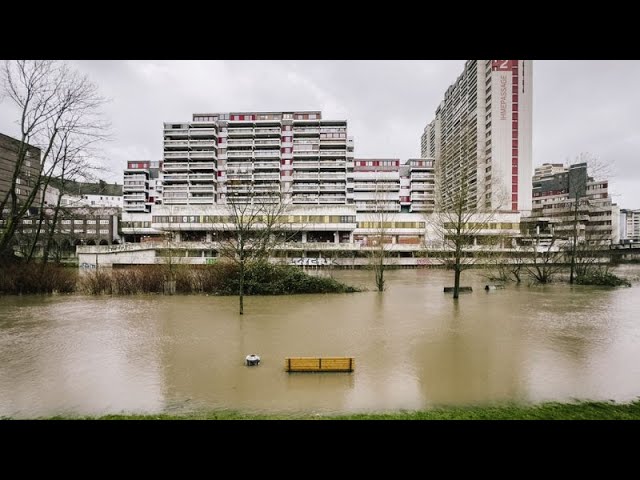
[453,267,461,299]
[239,259,244,315]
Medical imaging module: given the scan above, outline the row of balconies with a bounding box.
[293,173,346,180]
[165,151,216,159]
[292,161,347,169]
[164,162,216,171]
[227,127,281,135]
[226,150,280,158]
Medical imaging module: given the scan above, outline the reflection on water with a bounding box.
[1,265,640,418]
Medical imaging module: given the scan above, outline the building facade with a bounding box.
[0,132,42,211]
[162,111,355,207]
[620,209,640,242]
[422,60,533,213]
[525,162,619,245]
[123,160,162,212]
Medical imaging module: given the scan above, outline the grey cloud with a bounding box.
[1,60,639,209]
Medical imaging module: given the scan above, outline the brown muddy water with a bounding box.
[1,265,639,418]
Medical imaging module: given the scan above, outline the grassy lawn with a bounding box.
[23,400,640,420]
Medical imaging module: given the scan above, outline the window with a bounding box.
[99,229,109,234]
[22,219,32,225]
[99,220,109,224]
[86,229,96,234]
[87,220,96,224]
[62,220,72,225]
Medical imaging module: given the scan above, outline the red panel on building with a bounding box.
[491,60,513,71]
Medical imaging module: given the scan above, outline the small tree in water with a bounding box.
[425,118,506,299]
[211,190,292,315]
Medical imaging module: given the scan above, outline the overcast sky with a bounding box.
[1,60,638,209]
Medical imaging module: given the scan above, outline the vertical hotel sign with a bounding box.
[492,60,518,211]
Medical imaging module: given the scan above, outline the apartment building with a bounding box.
[162,111,355,207]
[352,158,436,214]
[353,159,402,212]
[123,160,162,212]
[525,162,619,245]
[619,209,640,242]
[0,132,42,211]
[423,60,533,213]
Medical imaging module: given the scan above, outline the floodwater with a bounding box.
[1,265,640,418]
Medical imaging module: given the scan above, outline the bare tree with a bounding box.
[425,118,507,299]
[365,181,394,292]
[522,231,565,284]
[0,60,110,257]
[562,153,613,284]
[212,191,292,314]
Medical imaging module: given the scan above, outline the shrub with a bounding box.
[576,270,631,287]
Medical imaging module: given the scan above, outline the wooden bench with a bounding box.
[285,357,354,373]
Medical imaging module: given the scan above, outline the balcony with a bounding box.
[320,160,346,167]
[320,150,347,157]
[318,173,345,180]
[189,163,216,170]
[189,185,216,193]
[254,150,280,158]
[293,128,320,135]
[165,151,189,159]
[292,184,319,191]
[318,196,346,204]
[293,162,320,169]
[319,184,345,191]
[411,194,435,200]
[190,151,217,159]
[124,204,148,212]
[189,197,216,204]
[293,150,320,157]
[189,128,217,136]
[293,174,319,180]
[254,139,280,146]
[163,173,190,182]
[227,151,253,158]
[164,128,189,136]
[226,140,254,147]
[254,161,280,169]
[189,174,215,182]
[124,193,146,200]
[293,195,319,203]
[254,128,281,135]
[227,173,253,180]
[227,128,255,135]
[411,173,435,180]
[353,183,399,191]
[163,163,189,171]
[189,139,217,147]
[164,140,190,148]
[253,173,280,180]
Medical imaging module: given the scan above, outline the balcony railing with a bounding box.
[253,162,280,169]
[190,151,217,159]
[189,128,217,136]
[320,150,347,156]
[254,150,280,157]
[255,128,281,134]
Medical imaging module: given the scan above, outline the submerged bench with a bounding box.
[443,286,473,293]
[285,357,354,373]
